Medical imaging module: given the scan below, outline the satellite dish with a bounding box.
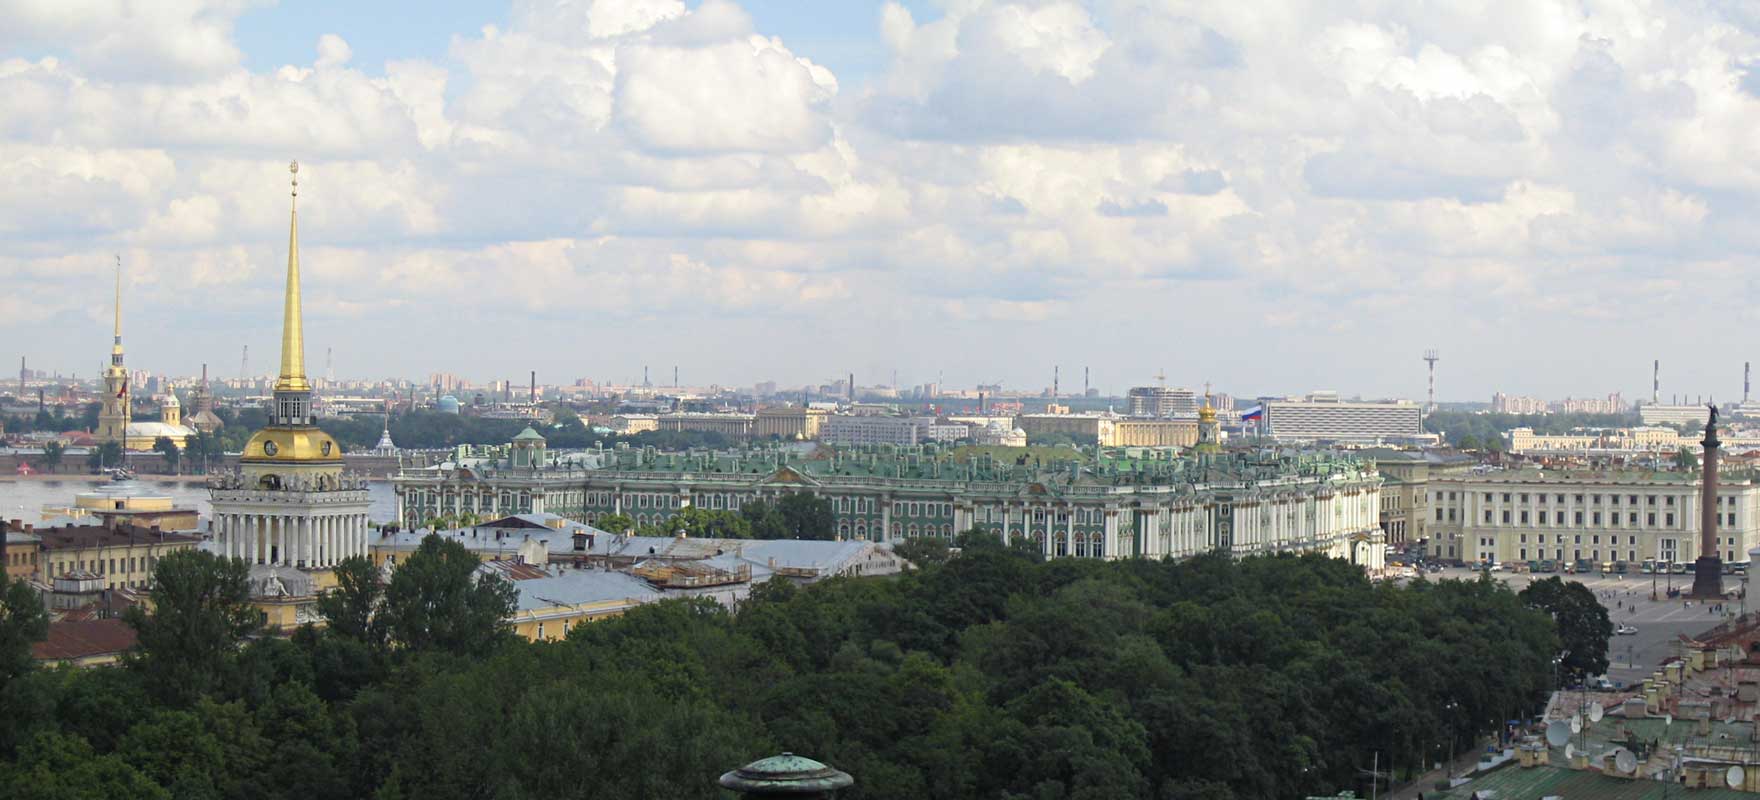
[1565,743,1577,759]
[1731,766,1747,789]
[1590,704,1605,723]
[1666,713,1674,726]
[1617,750,1638,773]
[1546,721,1571,747]
[1570,715,1583,734]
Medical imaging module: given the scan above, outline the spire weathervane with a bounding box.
[276,160,309,393]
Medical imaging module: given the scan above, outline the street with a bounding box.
[1424,567,1744,685]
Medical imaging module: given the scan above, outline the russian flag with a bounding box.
[1240,405,1263,422]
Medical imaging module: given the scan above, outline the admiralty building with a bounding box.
[391,432,1386,566]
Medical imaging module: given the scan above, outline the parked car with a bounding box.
[1616,624,1638,635]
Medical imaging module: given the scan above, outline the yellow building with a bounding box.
[71,478,200,531]
[35,523,203,589]
[1113,419,1198,447]
[1016,412,1117,445]
[658,412,755,437]
[4,529,40,582]
[123,394,197,451]
[507,570,660,641]
[755,406,827,440]
[609,414,659,434]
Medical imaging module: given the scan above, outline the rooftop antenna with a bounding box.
[1423,349,1440,414]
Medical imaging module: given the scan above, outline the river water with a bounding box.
[0,479,398,526]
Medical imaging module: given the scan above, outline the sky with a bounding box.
[5,0,1760,402]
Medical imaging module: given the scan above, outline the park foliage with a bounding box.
[0,530,1582,799]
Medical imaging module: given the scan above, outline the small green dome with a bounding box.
[718,753,853,795]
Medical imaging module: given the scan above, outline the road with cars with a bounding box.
[1421,566,1746,685]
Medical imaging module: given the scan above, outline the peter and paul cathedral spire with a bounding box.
[98,255,131,443]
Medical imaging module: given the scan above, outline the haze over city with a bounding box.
[7,0,1760,399]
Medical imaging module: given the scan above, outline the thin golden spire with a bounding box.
[275,160,310,393]
[112,254,123,351]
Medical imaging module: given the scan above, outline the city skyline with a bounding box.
[8,1,1760,399]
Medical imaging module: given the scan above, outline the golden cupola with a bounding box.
[242,160,342,465]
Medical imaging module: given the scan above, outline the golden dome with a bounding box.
[1198,401,1216,423]
[241,426,343,463]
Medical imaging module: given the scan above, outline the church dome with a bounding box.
[241,426,343,463]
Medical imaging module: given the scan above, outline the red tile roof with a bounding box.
[32,618,136,662]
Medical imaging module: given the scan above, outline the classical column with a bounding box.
[1065,506,1075,558]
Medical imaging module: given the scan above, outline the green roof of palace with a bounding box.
[513,427,546,441]
[579,443,1376,488]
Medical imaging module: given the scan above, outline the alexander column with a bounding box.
[1692,404,1725,599]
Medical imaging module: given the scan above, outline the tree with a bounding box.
[1455,434,1482,451]
[1674,447,1699,471]
[894,537,952,568]
[35,442,63,474]
[152,436,181,474]
[776,492,836,540]
[86,441,123,472]
[380,535,517,655]
[596,513,634,534]
[124,550,259,705]
[1520,576,1613,685]
[0,574,49,689]
[317,556,385,650]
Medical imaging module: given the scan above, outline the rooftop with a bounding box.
[511,570,660,612]
[32,618,137,663]
[1433,762,1750,799]
[36,524,203,552]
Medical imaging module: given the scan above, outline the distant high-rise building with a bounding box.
[1126,386,1197,417]
[1491,393,1549,415]
[1263,394,1424,442]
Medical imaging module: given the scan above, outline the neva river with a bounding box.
[0,478,398,526]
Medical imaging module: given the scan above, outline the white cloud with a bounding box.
[8,0,1760,395]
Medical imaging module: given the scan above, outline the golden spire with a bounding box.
[275,161,310,393]
[112,254,123,353]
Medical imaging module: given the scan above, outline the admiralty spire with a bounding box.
[210,161,371,630]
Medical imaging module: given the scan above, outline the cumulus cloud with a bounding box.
[7,0,1760,394]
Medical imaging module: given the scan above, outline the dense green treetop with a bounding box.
[0,541,1561,799]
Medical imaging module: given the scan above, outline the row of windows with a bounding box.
[892,501,952,518]
[1501,549,1744,563]
[5,552,35,567]
[1438,489,1744,510]
[52,555,159,575]
[1448,507,1721,529]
